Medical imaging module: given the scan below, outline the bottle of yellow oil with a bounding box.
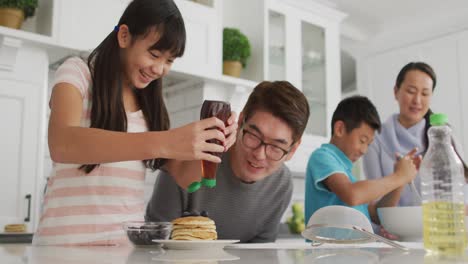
[420,114,466,256]
[423,201,466,255]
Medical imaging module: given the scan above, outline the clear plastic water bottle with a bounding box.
[420,113,466,255]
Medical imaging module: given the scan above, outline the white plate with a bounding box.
[153,249,240,262]
[152,239,240,250]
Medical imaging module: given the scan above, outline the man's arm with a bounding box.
[165,160,202,189]
[145,170,185,222]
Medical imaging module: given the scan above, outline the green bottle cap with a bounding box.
[187,181,201,193]
[201,178,216,188]
[430,113,448,126]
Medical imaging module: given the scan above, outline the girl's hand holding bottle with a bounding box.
[161,111,237,163]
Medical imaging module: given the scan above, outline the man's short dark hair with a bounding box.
[331,95,381,135]
[241,81,310,142]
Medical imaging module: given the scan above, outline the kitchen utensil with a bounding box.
[410,181,421,202]
[302,206,408,251]
[396,154,422,204]
[352,226,409,251]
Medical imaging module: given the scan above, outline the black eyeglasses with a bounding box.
[241,129,291,161]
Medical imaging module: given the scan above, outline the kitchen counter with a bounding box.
[1,240,467,264]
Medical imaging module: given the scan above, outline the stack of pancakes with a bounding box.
[171,216,217,240]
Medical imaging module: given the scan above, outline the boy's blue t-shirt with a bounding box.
[305,143,370,224]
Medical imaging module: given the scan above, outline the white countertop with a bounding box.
[1,240,467,264]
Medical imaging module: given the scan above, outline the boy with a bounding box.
[305,96,418,225]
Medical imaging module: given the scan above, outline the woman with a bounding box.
[363,62,468,207]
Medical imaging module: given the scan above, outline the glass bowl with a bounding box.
[123,221,172,246]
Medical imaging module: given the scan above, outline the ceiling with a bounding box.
[322,0,468,38]
[316,0,468,92]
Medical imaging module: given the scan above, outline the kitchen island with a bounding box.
[0,240,467,263]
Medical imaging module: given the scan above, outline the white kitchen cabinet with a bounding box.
[52,0,130,50]
[0,46,48,232]
[223,0,345,174]
[53,0,222,77]
[54,0,222,77]
[362,31,468,162]
[172,0,222,77]
[2,0,222,78]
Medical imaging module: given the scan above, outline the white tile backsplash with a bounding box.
[164,80,205,126]
[184,85,204,108]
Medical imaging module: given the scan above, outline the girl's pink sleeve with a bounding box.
[52,57,91,99]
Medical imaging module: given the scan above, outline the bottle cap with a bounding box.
[187,181,201,193]
[201,178,216,188]
[430,113,448,126]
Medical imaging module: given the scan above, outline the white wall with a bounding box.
[351,23,468,162]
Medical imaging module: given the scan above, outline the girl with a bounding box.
[33,0,237,246]
[364,62,467,208]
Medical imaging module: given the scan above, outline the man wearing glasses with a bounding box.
[145,81,310,243]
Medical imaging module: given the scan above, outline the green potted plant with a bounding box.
[223,27,251,77]
[0,0,39,29]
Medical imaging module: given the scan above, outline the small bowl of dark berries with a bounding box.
[123,221,172,246]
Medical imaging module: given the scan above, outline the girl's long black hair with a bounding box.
[80,0,186,173]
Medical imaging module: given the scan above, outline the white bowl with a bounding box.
[377,206,422,241]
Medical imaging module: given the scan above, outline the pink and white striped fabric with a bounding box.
[33,57,148,246]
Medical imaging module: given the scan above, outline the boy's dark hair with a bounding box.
[241,81,310,143]
[331,95,381,135]
[81,0,186,173]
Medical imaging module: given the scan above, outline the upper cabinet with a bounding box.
[52,0,130,50]
[55,0,222,77]
[222,0,345,173]
[171,0,222,77]
[1,0,223,77]
[223,0,345,138]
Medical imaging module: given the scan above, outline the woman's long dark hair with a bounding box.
[80,0,186,173]
[395,62,468,179]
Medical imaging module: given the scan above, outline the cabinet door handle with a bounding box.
[24,194,31,222]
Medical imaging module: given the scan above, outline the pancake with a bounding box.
[4,224,26,233]
[171,216,217,241]
[172,216,215,226]
[171,231,217,240]
[172,225,216,231]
